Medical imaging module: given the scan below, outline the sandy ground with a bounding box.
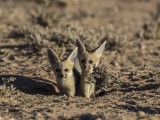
[0,0,160,119]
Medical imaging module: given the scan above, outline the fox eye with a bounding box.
[81,59,85,63]
[55,69,60,72]
[89,60,93,64]
[64,69,69,72]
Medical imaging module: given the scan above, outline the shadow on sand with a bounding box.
[0,75,58,95]
[118,104,160,114]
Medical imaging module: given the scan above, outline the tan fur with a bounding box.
[76,39,106,98]
[56,60,75,97]
[79,53,99,98]
[48,48,78,97]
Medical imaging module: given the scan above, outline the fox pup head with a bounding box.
[76,39,106,73]
[48,47,78,81]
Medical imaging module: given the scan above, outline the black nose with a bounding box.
[60,74,64,78]
[84,66,87,69]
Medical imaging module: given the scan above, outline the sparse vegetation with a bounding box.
[0,0,159,119]
[136,2,160,40]
[88,65,110,96]
[0,77,17,103]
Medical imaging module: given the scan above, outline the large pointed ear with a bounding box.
[67,47,78,62]
[47,48,60,65]
[95,41,106,58]
[76,39,86,54]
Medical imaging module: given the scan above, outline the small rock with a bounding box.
[0,116,3,120]
[8,55,15,60]
[137,111,146,118]
[35,113,45,120]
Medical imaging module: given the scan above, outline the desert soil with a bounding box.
[0,0,160,120]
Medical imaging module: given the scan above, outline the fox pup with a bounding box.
[76,39,106,98]
[47,47,78,97]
